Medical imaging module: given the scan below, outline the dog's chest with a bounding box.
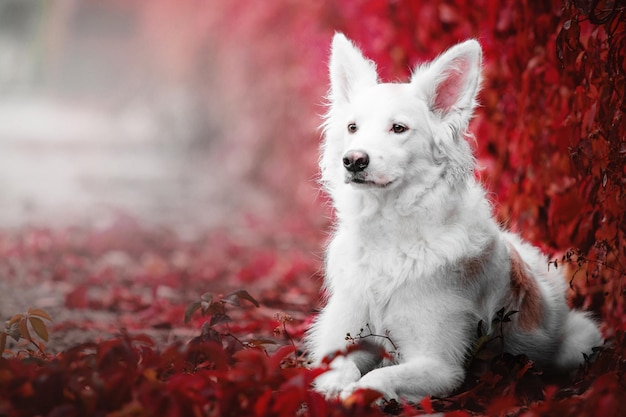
[359,240,419,280]
[329,220,440,296]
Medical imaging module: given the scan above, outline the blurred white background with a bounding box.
[0,0,326,232]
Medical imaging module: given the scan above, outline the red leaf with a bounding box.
[65,285,89,309]
[304,390,329,417]
[420,396,434,413]
[269,344,296,370]
[342,388,383,407]
[254,389,274,416]
[486,395,518,416]
[444,411,472,417]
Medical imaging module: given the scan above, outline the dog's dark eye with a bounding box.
[347,123,358,133]
[391,124,408,134]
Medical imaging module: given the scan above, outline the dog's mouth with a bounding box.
[345,175,393,188]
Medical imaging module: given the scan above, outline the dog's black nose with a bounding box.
[342,150,369,173]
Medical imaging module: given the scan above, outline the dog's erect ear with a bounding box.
[329,33,378,105]
[413,39,482,120]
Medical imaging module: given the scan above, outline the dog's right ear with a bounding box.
[328,33,378,105]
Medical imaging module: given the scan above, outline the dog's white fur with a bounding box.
[306,33,603,402]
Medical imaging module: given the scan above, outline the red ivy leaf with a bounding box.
[486,395,518,416]
[269,344,297,370]
[65,285,89,309]
[444,411,472,417]
[420,396,434,413]
[342,388,383,408]
[254,389,274,416]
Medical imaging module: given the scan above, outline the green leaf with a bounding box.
[29,317,49,342]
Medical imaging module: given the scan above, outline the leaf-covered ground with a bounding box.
[1,218,624,417]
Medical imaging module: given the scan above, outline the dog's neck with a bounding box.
[333,170,473,235]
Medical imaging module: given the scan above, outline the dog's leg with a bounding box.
[339,356,464,402]
[307,293,376,397]
[313,356,362,398]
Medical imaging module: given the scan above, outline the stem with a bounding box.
[223,323,248,349]
[348,323,399,353]
[281,321,301,366]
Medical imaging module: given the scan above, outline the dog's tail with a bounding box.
[555,310,603,369]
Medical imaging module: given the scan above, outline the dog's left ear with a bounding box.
[412,40,482,123]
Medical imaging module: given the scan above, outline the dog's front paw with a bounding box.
[339,376,395,402]
[314,362,361,398]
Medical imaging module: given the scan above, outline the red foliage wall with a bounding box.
[330,0,625,324]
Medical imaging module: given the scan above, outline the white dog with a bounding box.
[305,33,602,402]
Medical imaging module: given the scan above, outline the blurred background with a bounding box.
[0,0,623,258]
[0,0,329,233]
[0,0,623,350]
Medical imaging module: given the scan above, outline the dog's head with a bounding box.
[320,34,482,206]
